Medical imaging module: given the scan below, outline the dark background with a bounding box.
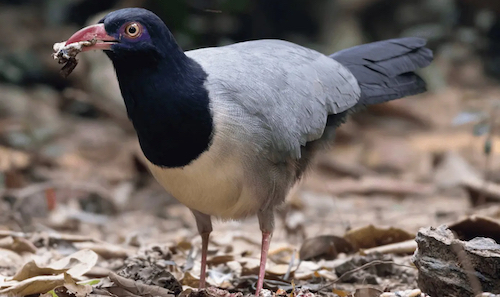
[2,0,500,88]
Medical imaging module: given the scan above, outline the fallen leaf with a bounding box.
[13,249,98,281]
[0,274,64,296]
[73,241,132,259]
[206,255,234,265]
[0,145,30,172]
[0,236,37,253]
[0,248,24,273]
[344,225,414,250]
[299,235,354,261]
[51,273,92,297]
[352,287,383,297]
[181,271,200,288]
[332,288,350,297]
[107,272,175,297]
[449,215,500,243]
[266,264,290,276]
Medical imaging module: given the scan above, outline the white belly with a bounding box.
[146,150,260,219]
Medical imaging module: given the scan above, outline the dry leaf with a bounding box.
[352,287,383,297]
[73,241,132,259]
[315,269,337,281]
[0,145,30,172]
[107,272,175,297]
[449,215,500,243]
[332,288,350,297]
[268,244,296,264]
[0,236,37,253]
[206,255,234,265]
[344,225,414,250]
[53,273,92,297]
[299,235,354,261]
[0,247,24,265]
[181,271,200,288]
[0,274,65,296]
[13,249,98,281]
[0,250,98,296]
[266,264,290,276]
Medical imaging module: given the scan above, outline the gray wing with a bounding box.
[186,39,361,161]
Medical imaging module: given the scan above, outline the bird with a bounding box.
[62,7,433,295]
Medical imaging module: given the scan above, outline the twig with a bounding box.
[362,239,417,255]
[316,260,416,291]
[283,251,296,281]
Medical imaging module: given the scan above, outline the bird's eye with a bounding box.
[125,23,141,38]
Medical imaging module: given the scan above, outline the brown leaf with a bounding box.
[332,288,350,297]
[73,241,132,259]
[181,271,200,288]
[352,287,383,297]
[13,249,98,281]
[0,274,64,296]
[108,272,175,297]
[0,145,30,172]
[0,236,37,253]
[53,273,92,297]
[206,255,234,265]
[299,235,354,261]
[344,225,414,250]
[188,287,244,297]
[0,247,24,272]
[449,215,500,243]
[266,264,290,276]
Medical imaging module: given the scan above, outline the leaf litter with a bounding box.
[2,87,500,297]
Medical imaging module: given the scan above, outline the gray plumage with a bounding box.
[187,39,361,163]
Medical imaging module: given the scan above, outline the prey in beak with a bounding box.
[53,23,117,77]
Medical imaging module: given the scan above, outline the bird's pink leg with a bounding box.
[256,210,275,296]
[199,231,210,288]
[191,210,213,290]
[255,231,272,295]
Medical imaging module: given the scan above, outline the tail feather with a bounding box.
[330,37,433,105]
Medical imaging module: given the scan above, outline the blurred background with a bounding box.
[2,0,500,295]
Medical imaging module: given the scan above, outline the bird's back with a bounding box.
[186,39,361,163]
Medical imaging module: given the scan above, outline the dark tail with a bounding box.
[330,37,433,105]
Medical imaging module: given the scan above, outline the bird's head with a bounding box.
[65,8,180,63]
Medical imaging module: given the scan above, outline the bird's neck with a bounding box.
[112,51,213,168]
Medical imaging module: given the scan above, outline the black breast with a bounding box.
[113,55,214,168]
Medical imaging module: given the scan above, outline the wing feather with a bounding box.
[186,39,361,161]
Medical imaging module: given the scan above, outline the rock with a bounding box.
[412,225,500,297]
